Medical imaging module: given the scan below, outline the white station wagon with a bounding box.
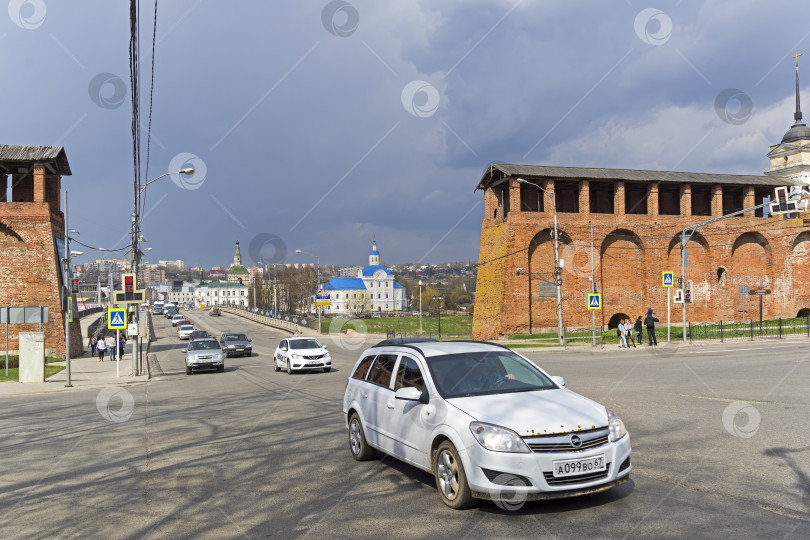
[343,339,632,509]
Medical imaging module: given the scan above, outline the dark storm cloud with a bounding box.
[2,0,808,267]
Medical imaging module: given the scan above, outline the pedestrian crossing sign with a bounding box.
[108,308,127,330]
[587,293,601,310]
[662,272,674,287]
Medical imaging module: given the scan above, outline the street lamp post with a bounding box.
[418,280,423,335]
[516,178,565,345]
[433,294,443,338]
[296,250,321,332]
[132,168,193,374]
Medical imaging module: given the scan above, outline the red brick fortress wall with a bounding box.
[473,177,810,340]
[0,201,81,358]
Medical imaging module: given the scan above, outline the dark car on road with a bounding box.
[219,332,252,357]
[189,330,210,341]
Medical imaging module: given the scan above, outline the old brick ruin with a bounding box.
[0,146,82,358]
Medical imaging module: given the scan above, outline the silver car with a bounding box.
[184,337,225,374]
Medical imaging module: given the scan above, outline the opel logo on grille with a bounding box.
[570,435,582,448]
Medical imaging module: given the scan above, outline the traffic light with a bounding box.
[71,278,79,294]
[684,280,693,303]
[124,274,134,294]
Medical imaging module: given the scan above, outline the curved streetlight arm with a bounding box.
[139,168,194,193]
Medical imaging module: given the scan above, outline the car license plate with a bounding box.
[236,348,244,351]
[552,455,606,478]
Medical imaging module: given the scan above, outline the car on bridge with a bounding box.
[178,324,196,340]
[184,337,224,374]
[274,337,331,373]
[219,332,252,358]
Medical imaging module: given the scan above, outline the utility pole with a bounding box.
[591,223,596,347]
[63,190,73,387]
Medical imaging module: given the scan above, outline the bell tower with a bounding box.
[0,145,81,358]
[767,51,810,184]
[369,239,381,266]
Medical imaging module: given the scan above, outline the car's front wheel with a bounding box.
[273,357,280,372]
[348,414,375,461]
[217,365,225,373]
[323,367,331,373]
[286,358,292,375]
[433,441,475,509]
[186,366,192,375]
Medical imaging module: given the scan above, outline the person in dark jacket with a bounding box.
[644,308,659,346]
[634,316,643,344]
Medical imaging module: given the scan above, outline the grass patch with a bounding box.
[508,343,565,349]
[0,364,65,382]
[321,315,472,336]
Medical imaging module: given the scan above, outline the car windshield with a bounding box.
[188,340,220,351]
[224,334,248,341]
[427,350,556,398]
[180,325,194,330]
[289,338,322,349]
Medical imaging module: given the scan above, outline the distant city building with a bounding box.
[196,279,248,307]
[158,259,185,272]
[209,267,227,280]
[227,237,250,284]
[339,266,362,278]
[322,240,407,314]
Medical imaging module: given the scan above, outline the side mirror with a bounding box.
[323,345,328,350]
[181,349,187,353]
[395,387,422,401]
[249,339,252,342]
[552,376,566,387]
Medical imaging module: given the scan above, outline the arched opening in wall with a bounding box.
[796,308,810,318]
[717,267,728,286]
[731,232,771,287]
[600,229,644,319]
[528,228,572,330]
[790,232,810,307]
[667,232,710,273]
[607,313,629,329]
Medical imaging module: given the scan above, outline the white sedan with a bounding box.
[274,337,331,373]
[177,324,196,340]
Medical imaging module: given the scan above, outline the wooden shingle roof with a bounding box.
[0,145,72,175]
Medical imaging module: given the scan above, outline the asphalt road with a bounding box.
[0,310,807,539]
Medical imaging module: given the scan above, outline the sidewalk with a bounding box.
[0,315,149,397]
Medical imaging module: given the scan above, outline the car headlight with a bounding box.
[227,345,235,349]
[608,409,627,442]
[469,422,531,453]
[214,353,223,361]
[291,354,302,359]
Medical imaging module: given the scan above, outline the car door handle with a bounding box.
[386,400,395,409]
[361,392,368,399]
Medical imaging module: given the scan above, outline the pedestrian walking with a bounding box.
[106,334,117,360]
[90,334,98,356]
[617,322,627,348]
[634,316,643,344]
[96,334,107,361]
[624,319,637,348]
[644,308,659,346]
[118,334,127,360]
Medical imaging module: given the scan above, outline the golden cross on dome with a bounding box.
[793,50,803,69]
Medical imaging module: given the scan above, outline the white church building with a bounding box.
[323,240,407,315]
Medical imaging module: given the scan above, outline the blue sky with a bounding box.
[3,0,809,268]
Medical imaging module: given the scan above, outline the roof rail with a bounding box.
[372,337,439,347]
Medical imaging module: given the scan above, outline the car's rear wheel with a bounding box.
[348,414,375,461]
[433,441,475,509]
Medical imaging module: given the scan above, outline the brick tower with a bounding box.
[0,145,82,358]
